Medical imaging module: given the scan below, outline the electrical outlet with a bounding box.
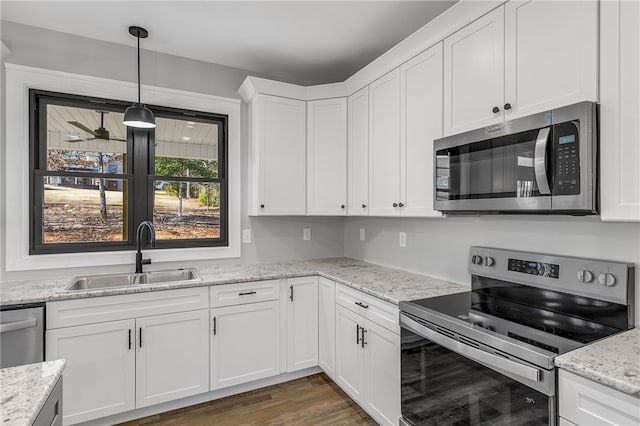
[359,228,366,241]
[399,232,406,248]
[303,228,312,241]
[242,229,252,243]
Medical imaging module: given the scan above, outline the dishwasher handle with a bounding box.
[0,318,38,334]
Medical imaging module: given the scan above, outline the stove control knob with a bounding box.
[577,270,593,283]
[471,255,483,265]
[598,273,616,287]
[484,256,495,267]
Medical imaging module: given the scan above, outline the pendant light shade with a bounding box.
[123,103,156,128]
[124,26,155,129]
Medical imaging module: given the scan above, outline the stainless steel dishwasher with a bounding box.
[0,304,45,368]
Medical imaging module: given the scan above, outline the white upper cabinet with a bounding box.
[252,94,306,215]
[347,87,370,216]
[444,6,505,136]
[400,42,444,217]
[307,98,347,215]
[600,0,640,222]
[369,68,402,216]
[504,0,598,119]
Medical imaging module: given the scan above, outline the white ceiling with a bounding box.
[1,1,457,85]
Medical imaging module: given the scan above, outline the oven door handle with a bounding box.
[401,314,541,383]
[534,127,552,195]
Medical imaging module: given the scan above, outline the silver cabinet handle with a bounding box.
[534,127,552,195]
[0,318,37,333]
[401,314,541,383]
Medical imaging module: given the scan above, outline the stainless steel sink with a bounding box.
[141,269,200,284]
[65,269,201,291]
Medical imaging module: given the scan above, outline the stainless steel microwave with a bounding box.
[434,101,598,214]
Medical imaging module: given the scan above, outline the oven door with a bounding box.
[400,314,555,426]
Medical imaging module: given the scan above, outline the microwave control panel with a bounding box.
[553,121,580,195]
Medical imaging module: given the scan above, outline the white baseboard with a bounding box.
[76,367,322,426]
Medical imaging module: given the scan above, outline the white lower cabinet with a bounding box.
[335,305,366,404]
[318,277,336,379]
[210,300,280,390]
[559,369,640,426]
[46,288,210,425]
[135,310,210,408]
[286,277,318,371]
[363,320,401,425]
[46,320,136,425]
[335,304,401,426]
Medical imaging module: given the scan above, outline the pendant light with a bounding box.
[123,26,156,129]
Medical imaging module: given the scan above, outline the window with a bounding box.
[30,90,228,254]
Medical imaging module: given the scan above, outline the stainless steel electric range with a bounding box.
[399,247,635,426]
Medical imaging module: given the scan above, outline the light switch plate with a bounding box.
[303,228,311,241]
[242,229,252,243]
[399,232,406,248]
[359,228,366,241]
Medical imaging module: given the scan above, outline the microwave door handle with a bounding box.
[534,127,552,195]
[401,314,541,383]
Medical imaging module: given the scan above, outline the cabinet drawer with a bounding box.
[47,287,209,329]
[210,280,280,307]
[336,284,399,334]
[559,370,640,426]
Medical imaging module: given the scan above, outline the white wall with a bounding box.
[0,22,344,282]
[344,216,640,324]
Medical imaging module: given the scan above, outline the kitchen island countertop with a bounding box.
[0,360,66,426]
[555,328,640,398]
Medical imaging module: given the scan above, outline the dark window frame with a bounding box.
[29,89,228,255]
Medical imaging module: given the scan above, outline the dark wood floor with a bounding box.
[117,373,376,425]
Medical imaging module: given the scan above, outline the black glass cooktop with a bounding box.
[408,278,628,353]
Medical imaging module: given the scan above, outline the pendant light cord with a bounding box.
[137,34,141,104]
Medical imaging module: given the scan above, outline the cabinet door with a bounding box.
[400,43,444,217]
[505,0,598,119]
[444,6,505,136]
[335,305,365,405]
[256,94,306,215]
[307,98,347,215]
[286,276,319,371]
[600,0,640,222]
[318,277,336,379]
[369,68,402,216]
[135,310,209,408]
[363,319,401,426]
[210,301,280,390]
[45,319,135,424]
[348,86,370,216]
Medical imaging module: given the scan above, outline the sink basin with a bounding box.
[65,269,201,291]
[141,269,200,284]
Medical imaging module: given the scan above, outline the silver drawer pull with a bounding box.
[0,319,37,333]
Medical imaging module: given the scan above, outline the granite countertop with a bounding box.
[0,257,468,306]
[0,360,66,426]
[555,328,640,398]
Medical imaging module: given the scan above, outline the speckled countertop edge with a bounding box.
[0,257,468,307]
[555,328,640,398]
[0,359,66,426]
